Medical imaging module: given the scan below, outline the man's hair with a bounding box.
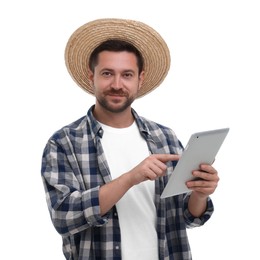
[88,39,144,73]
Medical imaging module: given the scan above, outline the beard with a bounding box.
[96,89,136,113]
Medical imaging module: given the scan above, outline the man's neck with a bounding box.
[93,105,134,128]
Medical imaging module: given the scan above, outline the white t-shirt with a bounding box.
[99,121,159,260]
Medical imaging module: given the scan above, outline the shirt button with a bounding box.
[115,245,120,250]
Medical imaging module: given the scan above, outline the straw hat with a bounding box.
[65,18,171,98]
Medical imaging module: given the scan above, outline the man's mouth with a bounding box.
[105,91,127,97]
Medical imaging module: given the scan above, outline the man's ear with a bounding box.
[87,68,94,87]
[138,71,145,90]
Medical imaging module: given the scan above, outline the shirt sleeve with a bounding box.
[41,139,110,237]
[182,193,214,228]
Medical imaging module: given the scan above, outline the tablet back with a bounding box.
[161,128,229,198]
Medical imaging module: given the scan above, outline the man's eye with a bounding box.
[124,73,133,78]
[102,71,112,76]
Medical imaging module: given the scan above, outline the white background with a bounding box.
[1,0,259,259]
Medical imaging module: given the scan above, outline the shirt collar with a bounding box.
[86,105,103,138]
[131,108,151,138]
[86,105,151,139]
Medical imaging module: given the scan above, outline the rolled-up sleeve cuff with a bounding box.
[183,194,214,228]
[82,186,110,227]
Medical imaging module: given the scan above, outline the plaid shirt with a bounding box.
[41,105,214,260]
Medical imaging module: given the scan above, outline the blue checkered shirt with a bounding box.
[41,105,214,260]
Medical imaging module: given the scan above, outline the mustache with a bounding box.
[104,89,128,96]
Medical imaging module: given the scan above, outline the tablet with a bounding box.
[160,127,229,198]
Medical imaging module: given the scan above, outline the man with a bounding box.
[41,18,219,260]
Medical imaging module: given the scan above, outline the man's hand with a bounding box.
[127,154,180,186]
[186,164,219,198]
[99,153,179,215]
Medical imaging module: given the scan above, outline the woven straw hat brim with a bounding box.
[65,18,171,98]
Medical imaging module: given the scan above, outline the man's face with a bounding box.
[89,51,144,113]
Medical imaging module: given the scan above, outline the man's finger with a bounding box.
[153,154,180,163]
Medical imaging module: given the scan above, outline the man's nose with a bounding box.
[111,75,122,89]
